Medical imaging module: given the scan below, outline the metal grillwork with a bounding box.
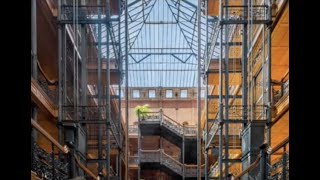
[36,68,58,105]
[139,150,204,177]
[268,153,289,180]
[62,106,121,148]
[273,80,289,105]
[129,156,138,165]
[225,105,268,120]
[128,125,138,135]
[139,111,197,137]
[221,5,270,24]
[60,0,122,21]
[31,142,69,180]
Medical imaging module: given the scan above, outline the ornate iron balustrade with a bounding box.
[273,80,289,105]
[129,156,138,165]
[209,162,219,177]
[162,116,184,135]
[139,149,204,177]
[140,112,197,137]
[184,126,197,136]
[185,164,205,177]
[205,120,219,148]
[224,105,268,121]
[62,106,121,147]
[161,151,183,175]
[268,152,289,180]
[222,5,270,22]
[36,70,58,105]
[129,125,138,135]
[31,142,69,180]
[140,149,160,163]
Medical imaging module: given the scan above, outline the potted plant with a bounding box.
[134,104,151,120]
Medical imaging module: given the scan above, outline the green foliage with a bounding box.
[134,104,151,119]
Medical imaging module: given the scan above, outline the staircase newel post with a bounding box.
[160,108,163,125]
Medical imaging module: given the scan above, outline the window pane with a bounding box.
[201,89,205,98]
[132,90,140,98]
[149,90,156,98]
[166,90,173,98]
[180,89,188,98]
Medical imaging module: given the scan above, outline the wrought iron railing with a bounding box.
[31,119,98,180]
[268,152,289,180]
[162,114,184,135]
[234,137,289,180]
[62,105,121,147]
[222,5,269,22]
[129,156,138,165]
[31,142,69,180]
[273,80,289,105]
[139,149,204,177]
[139,111,197,137]
[129,125,138,135]
[36,67,58,105]
[140,149,160,163]
[205,105,267,148]
[161,151,183,175]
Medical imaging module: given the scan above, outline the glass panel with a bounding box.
[132,90,140,98]
[149,90,156,98]
[180,89,188,98]
[166,90,173,98]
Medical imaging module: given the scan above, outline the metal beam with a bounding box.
[220,20,271,25]
[59,18,120,24]
[208,95,242,99]
[62,120,111,124]
[214,42,242,46]
[128,52,196,55]
[87,95,120,99]
[222,159,242,163]
[128,0,157,50]
[166,0,198,56]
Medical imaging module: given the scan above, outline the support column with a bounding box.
[282,151,287,180]
[242,0,248,126]
[125,0,129,179]
[197,0,202,179]
[116,153,119,177]
[80,23,88,167]
[218,122,223,180]
[205,0,209,177]
[218,0,224,176]
[267,0,273,164]
[58,0,64,153]
[106,1,111,179]
[224,0,230,177]
[81,24,87,113]
[119,151,122,180]
[182,126,185,180]
[205,75,208,180]
[31,0,38,79]
[259,144,268,180]
[31,104,38,141]
[97,0,103,174]
[117,1,122,179]
[138,115,141,180]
